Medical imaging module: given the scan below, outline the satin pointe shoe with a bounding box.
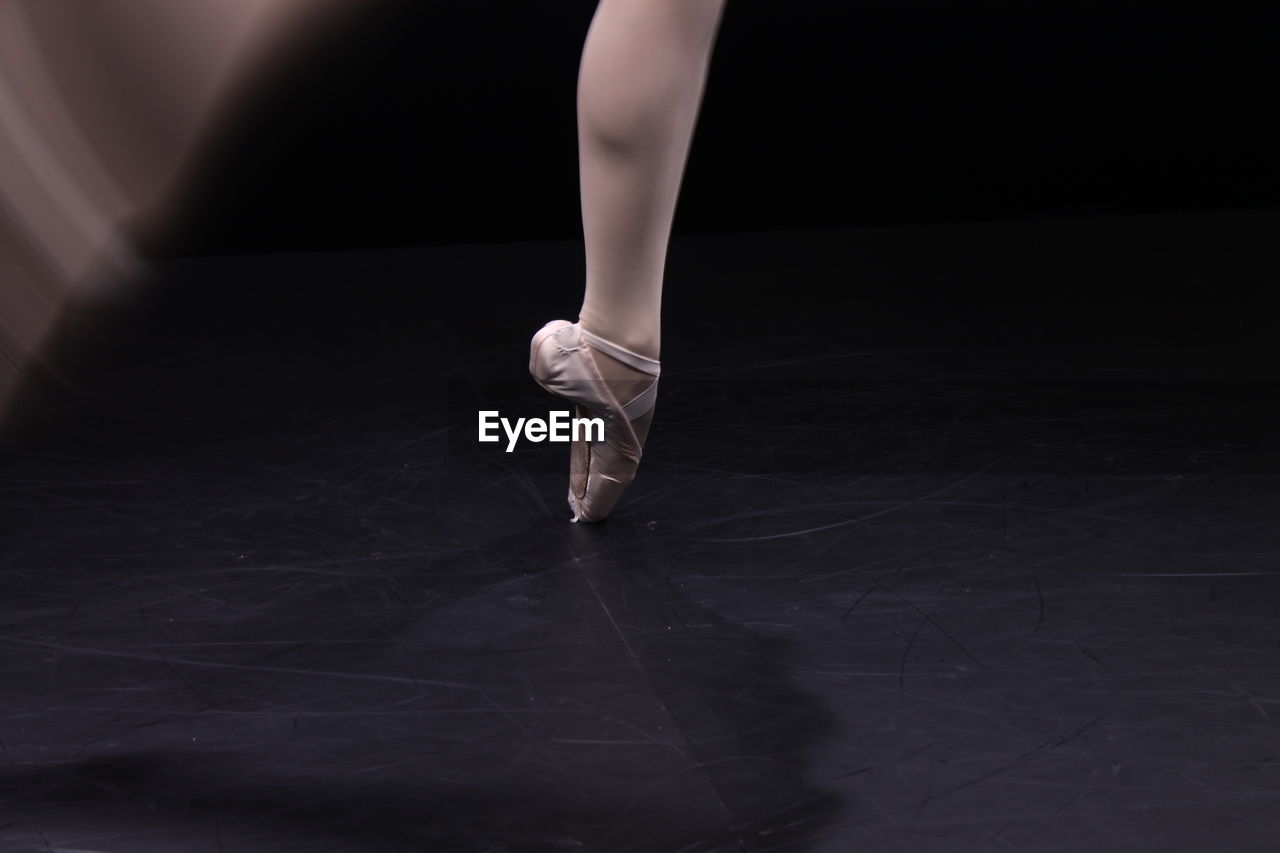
[529,319,660,523]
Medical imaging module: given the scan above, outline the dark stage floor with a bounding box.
[2,209,1279,851]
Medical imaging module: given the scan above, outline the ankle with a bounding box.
[576,317,660,362]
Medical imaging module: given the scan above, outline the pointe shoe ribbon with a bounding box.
[529,320,660,522]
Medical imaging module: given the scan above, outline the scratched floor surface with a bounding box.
[2,210,1279,851]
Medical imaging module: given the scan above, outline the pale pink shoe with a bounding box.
[529,320,660,522]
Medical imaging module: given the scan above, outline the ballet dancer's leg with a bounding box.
[531,0,726,522]
[17,0,354,215]
[576,0,727,361]
[0,0,352,429]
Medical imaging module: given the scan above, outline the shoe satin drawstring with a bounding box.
[579,328,661,376]
[578,327,660,421]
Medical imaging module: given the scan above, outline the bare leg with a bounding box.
[575,0,726,361]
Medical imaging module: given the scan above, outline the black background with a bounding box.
[153,0,1280,257]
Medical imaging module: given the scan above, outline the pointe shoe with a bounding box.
[529,320,660,523]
